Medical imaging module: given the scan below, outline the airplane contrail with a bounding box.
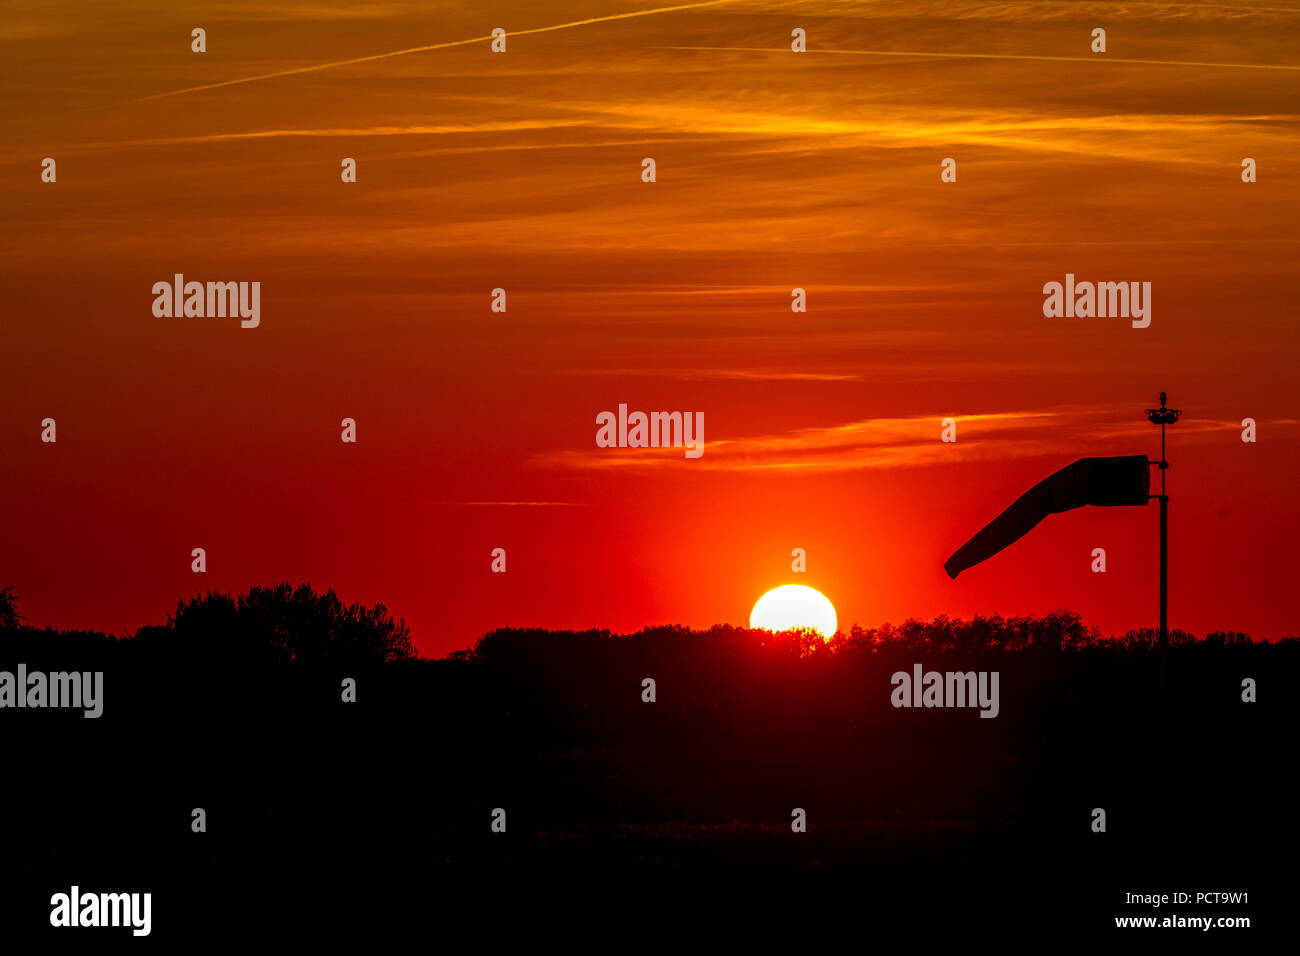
[132,0,740,103]
[663,45,1300,71]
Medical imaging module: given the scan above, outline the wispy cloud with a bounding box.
[84,104,1298,176]
[410,500,585,507]
[535,408,1299,473]
[130,0,743,102]
[740,0,1300,24]
[573,368,865,382]
[88,121,590,150]
[537,408,1061,472]
[664,45,1300,72]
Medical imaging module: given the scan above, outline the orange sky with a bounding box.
[2,1,1298,655]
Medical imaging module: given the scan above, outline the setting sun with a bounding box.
[749,585,838,639]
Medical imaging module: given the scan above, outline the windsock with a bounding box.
[945,455,1150,579]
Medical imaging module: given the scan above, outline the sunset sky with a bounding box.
[2,0,1297,656]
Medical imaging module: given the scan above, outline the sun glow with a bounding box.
[749,585,838,639]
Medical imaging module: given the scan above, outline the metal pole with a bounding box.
[1159,491,1168,690]
[1161,417,1167,644]
[1146,392,1179,692]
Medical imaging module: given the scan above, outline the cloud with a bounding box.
[665,45,1300,72]
[130,0,743,102]
[740,0,1300,24]
[460,501,583,507]
[83,103,1298,177]
[535,407,1300,473]
[573,368,865,382]
[90,121,591,150]
[410,500,584,507]
[537,408,1062,472]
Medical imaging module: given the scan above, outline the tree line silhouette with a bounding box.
[0,583,413,664]
[0,583,1278,665]
[3,581,1293,939]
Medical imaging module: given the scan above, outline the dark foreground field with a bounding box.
[2,615,1294,943]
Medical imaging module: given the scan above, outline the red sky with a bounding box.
[2,1,1298,656]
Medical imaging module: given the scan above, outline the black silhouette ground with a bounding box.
[0,587,1292,943]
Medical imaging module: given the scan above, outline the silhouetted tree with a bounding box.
[1120,626,1196,648]
[1204,630,1253,646]
[167,583,415,664]
[0,587,24,630]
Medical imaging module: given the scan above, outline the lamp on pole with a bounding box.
[1145,392,1181,687]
